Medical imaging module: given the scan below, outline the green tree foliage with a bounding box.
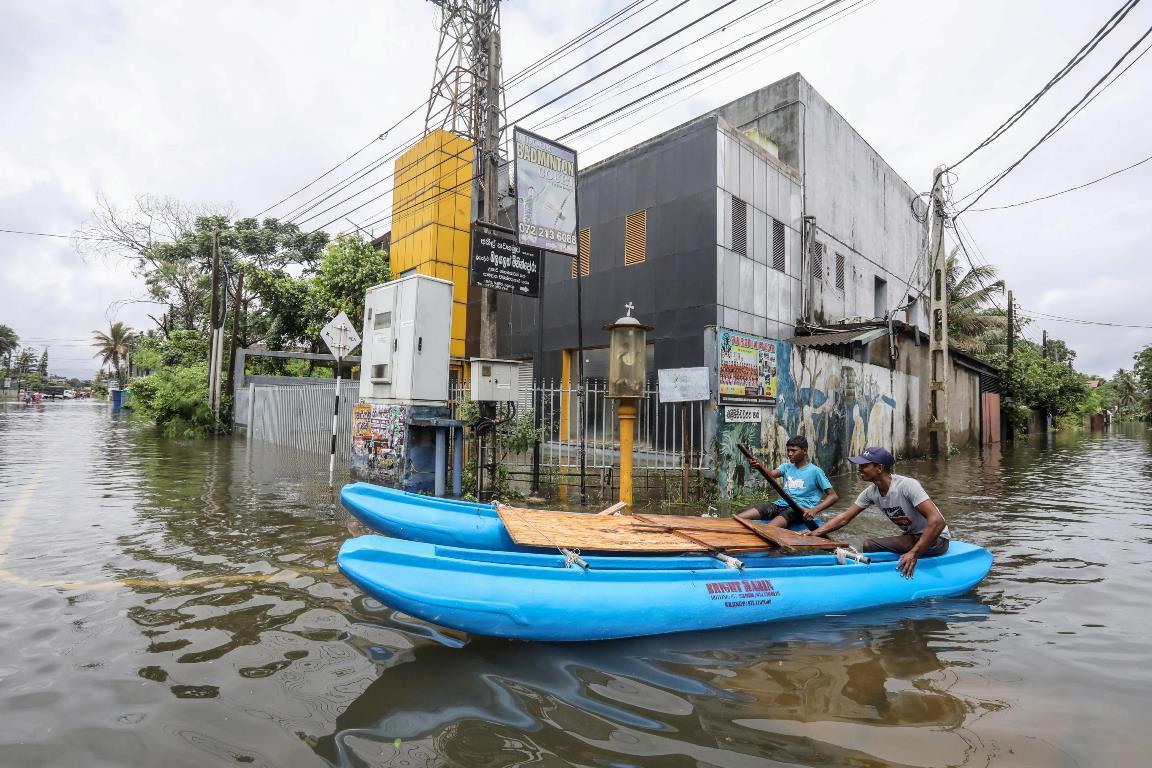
[247,233,389,353]
[1110,368,1140,420]
[91,321,136,388]
[37,348,48,376]
[991,341,1089,430]
[129,364,218,437]
[946,249,1007,355]
[0,324,18,374]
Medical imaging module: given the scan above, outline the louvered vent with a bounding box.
[835,251,845,290]
[572,228,590,277]
[732,196,747,256]
[811,241,824,280]
[772,219,785,272]
[624,210,646,265]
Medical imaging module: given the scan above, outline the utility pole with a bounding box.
[1005,289,1014,442]
[1042,329,1048,360]
[927,167,951,458]
[208,229,222,421]
[474,0,502,358]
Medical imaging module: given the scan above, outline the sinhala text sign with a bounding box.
[470,230,541,297]
[718,328,778,405]
[514,127,578,257]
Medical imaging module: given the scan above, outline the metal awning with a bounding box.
[786,326,890,347]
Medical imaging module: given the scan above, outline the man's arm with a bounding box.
[802,487,839,519]
[807,503,864,536]
[896,500,947,577]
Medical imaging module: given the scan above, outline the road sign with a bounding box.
[470,230,541,297]
[320,311,361,360]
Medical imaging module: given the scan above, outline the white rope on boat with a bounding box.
[499,503,591,570]
[714,552,745,570]
[835,546,871,565]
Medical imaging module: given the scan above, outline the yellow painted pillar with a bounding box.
[560,349,572,440]
[618,400,637,506]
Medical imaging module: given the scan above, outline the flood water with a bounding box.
[0,399,1149,767]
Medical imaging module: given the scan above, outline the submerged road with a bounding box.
[0,398,1149,766]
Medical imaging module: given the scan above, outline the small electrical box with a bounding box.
[469,358,520,402]
[359,275,452,403]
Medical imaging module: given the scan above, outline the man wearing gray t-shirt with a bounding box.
[806,446,950,578]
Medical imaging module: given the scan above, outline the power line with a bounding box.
[350,0,871,235]
[967,149,1152,211]
[1017,309,1152,330]
[948,0,1142,172]
[257,1,659,221]
[0,228,101,240]
[956,21,1152,215]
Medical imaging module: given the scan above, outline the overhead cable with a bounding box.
[948,0,1142,172]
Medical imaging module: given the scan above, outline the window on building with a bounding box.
[835,252,846,290]
[624,210,646,265]
[732,196,747,256]
[811,241,824,280]
[874,276,888,318]
[771,219,785,272]
[572,228,590,277]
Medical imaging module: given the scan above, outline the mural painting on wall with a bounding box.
[715,342,905,499]
[351,402,409,482]
[718,328,778,405]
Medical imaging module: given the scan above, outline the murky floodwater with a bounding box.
[1,399,1149,767]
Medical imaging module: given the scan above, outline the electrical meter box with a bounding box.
[469,358,521,402]
[359,275,452,403]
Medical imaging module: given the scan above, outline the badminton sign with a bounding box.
[514,127,578,257]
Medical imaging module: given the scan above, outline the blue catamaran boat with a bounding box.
[337,482,994,641]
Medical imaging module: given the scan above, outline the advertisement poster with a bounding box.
[514,127,578,256]
[470,229,541,297]
[351,402,408,480]
[718,328,778,405]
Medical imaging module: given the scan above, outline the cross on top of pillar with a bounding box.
[624,302,635,317]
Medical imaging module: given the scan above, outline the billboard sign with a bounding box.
[470,230,541,297]
[514,127,578,256]
[718,328,778,405]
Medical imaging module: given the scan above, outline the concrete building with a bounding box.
[494,73,998,490]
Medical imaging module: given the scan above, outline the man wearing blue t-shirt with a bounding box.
[737,436,839,528]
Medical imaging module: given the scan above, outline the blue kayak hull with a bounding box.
[339,481,815,550]
[338,535,994,642]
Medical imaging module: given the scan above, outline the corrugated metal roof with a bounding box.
[786,326,890,347]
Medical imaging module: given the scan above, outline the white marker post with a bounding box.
[320,311,361,485]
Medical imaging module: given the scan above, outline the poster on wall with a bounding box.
[351,401,409,480]
[514,127,578,257]
[657,367,710,403]
[718,328,778,405]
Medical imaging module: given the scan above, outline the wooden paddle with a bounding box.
[737,443,819,531]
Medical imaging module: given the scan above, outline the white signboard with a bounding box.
[320,311,361,360]
[724,406,763,423]
[514,127,578,256]
[657,367,710,403]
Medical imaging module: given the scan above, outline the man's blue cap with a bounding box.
[848,446,895,468]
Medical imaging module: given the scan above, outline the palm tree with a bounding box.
[92,322,135,388]
[1113,368,1139,421]
[946,248,1007,354]
[0,324,18,375]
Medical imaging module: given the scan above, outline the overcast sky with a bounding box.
[2,0,1149,378]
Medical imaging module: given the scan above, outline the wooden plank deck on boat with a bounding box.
[495,506,843,553]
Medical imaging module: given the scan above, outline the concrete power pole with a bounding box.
[474,0,502,358]
[927,167,951,458]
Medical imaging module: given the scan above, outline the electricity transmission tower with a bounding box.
[424,0,505,356]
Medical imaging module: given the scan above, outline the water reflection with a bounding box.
[318,601,996,767]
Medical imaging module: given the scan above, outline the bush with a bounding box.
[130,364,221,437]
